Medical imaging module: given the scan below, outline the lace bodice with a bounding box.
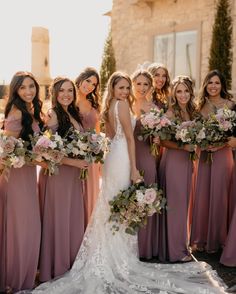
[112,100,136,142]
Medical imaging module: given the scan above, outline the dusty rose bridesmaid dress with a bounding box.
[134,119,158,259]
[220,149,236,266]
[81,108,100,227]
[38,125,85,282]
[190,147,234,252]
[159,148,195,262]
[228,149,236,226]
[220,204,236,267]
[0,116,41,292]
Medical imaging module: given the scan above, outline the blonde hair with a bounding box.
[131,69,153,100]
[101,71,135,123]
[147,63,170,105]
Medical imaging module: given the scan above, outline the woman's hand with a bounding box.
[0,158,4,170]
[227,137,236,148]
[183,144,197,152]
[61,157,89,169]
[153,136,160,145]
[206,144,226,152]
[131,168,143,184]
[73,159,89,169]
[31,160,48,169]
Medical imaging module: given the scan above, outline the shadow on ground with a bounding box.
[193,250,236,293]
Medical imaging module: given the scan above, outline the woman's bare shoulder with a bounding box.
[7,107,22,120]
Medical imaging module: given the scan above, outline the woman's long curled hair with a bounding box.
[197,69,233,111]
[50,77,82,138]
[170,75,197,121]
[75,67,101,112]
[5,71,44,141]
[147,63,170,107]
[101,71,135,124]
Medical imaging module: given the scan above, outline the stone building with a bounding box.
[31,26,52,101]
[109,0,236,93]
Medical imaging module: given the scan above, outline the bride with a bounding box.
[31,72,226,294]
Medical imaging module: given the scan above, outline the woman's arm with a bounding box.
[227,137,236,148]
[61,157,89,169]
[118,101,141,183]
[3,108,22,138]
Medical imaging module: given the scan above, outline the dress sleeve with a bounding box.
[4,115,22,133]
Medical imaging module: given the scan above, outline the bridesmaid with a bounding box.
[0,71,44,292]
[131,69,159,260]
[147,63,171,168]
[159,75,197,262]
[190,69,234,253]
[147,63,170,111]
[38,77,88,282]
[75,67,101,227]
[220,137,236,267]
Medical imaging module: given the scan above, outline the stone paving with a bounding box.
[193,250,236,293]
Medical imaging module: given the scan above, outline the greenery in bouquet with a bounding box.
[29,129,66,176]
[109,182,166,235]
[174,119,204,161]
[197,107,236,163]
[65,128,111,179]
[0,130,28,180]
[138,108,175,156]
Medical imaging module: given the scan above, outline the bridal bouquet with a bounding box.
[175,119,204,161]
[138,108,174,156]
[29,130,66,176]
[109,182,166,235]
[65,129,110,179]
[198,107,236,163]
[0,130,27,180]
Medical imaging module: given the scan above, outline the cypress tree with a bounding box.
[208,0,233,88]
[100,28,116,96]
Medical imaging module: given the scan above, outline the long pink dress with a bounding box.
[38,125,85,282]
[0,117,41,292]
[190,147,234,252]
[220,203,236,266]
[81,108,100,227]
[159,148,195,262]
[134,120,158,259]
[228,149,236,226]
[220,154,236,266]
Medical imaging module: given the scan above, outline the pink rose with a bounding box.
[48,149,64,163]
[3,139,16,154]
[35,136,51,148]
[144,188,156,204]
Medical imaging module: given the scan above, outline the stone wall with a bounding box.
[111,0,236,93]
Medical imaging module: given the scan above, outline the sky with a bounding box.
[0,0,112,84]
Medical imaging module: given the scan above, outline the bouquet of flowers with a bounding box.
[30,130,66,175]
[138,108,174,156]
[197,107,236,163]
[109,182,166,235]
[174,119,204,161]
[65,129,111,179]
[0,130,27,180]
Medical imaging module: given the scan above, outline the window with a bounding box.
[154,30,198,86]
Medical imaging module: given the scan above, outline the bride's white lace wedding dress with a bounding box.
[31,101,226,294]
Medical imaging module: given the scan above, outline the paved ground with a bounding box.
[193,250,236,293]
